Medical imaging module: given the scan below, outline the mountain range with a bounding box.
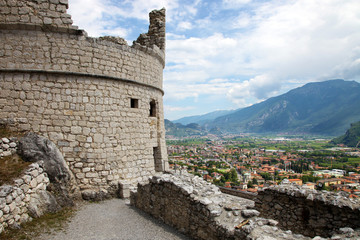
[170,79,360,136]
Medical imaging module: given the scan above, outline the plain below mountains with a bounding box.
[170,79,360,136]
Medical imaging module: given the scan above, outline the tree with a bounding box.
[260,172,272,181]
[230,168,238,182]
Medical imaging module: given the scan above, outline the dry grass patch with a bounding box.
[0,125,29,185]
[0,207,75,240]
[0,154,31,185]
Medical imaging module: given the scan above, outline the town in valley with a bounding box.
[166,134,360,198]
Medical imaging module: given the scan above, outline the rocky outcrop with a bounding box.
[18,132,73,183]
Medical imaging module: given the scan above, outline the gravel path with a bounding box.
[37,199,191,240]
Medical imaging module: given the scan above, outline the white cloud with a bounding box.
[240,0,360,81]
[166,33,238,74]
[177,21,193,31]
[226,74,281,107]
[231,13,251,29]
[164,105,195,112]
[68,0,360,119]
[120,0,179,21]
[165,0,360,112]
[222,0,252,9]
[68,0,111,37]
[69,0,179,37]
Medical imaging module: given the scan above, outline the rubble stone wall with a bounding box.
[0,162,50,233]
[130,172,316,240]
[0,0,168,197]
[130,172,254,240]
[255,186,360,237]
[218,187,257,200]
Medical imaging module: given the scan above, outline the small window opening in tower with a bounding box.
[150,100,156,117]
[131,98,139,108]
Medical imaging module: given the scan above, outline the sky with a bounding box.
[68,0,360,120]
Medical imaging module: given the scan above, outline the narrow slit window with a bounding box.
[131,98,139,108]
[150,100,156,117]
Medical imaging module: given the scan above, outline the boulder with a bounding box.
[28,190,61,218]
[17,132,80,206]
[18,132,71,183]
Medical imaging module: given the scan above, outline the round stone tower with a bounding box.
[0,0,168,198]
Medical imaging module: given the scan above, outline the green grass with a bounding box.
[0,207,74,240]
[348,158,360,164]
[217,169,230,173]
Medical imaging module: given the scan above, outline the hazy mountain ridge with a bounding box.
[164,119,206,137]
[171,80,360,136]
[173,109,236,126]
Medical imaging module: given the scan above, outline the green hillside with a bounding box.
[208,80,360,136]
[331,121,360,147]
[164,119,206,138]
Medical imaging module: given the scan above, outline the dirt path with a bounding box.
[37,199,191,240]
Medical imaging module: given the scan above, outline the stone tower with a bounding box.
[0,0,168,198]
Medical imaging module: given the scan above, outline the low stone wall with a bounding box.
[0,137,17,157]
[219,187,257,200]
[255,185,360,238]
[130,172,320,240]
[0,161,51,233]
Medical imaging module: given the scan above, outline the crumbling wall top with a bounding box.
[259,184,360,209]
[134,8,166,51]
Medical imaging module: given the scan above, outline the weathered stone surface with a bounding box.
[255,185,360,238]
[17,133,80,205]
[241,209,260,218]
[28,190,60,218]
[18,133,71,182]
[131,172,319,240]
[0,185,13,197]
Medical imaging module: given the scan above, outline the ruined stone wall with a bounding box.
[0,162,50,233]
[0,0,168,198]
[218,187,257,200]
[130,172,319,240]
[255,186,360,237]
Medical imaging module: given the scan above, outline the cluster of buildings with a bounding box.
[167,139,360,198]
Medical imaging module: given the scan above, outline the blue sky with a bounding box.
[68,0,360,120]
